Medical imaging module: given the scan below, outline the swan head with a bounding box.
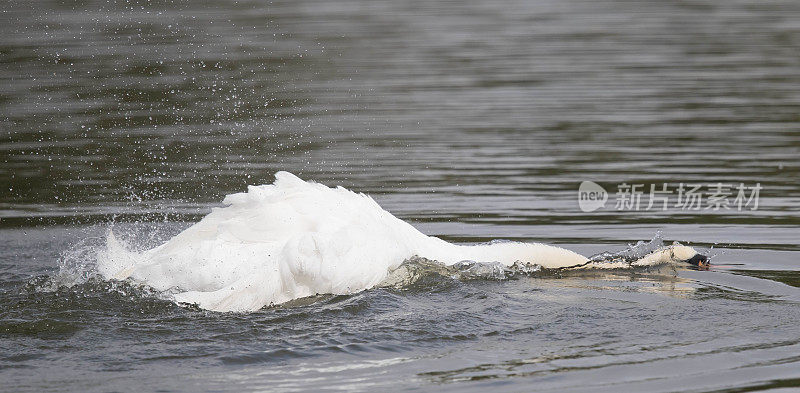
[684,253,709,268]
[670,244,710,269]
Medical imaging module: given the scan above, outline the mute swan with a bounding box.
[98,171,709,312]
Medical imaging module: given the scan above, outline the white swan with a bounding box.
[98,171,708,312]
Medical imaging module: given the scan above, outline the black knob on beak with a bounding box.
[685,254,709,267]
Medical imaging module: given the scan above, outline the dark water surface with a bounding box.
[2,0,800,391]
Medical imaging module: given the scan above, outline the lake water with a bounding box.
[2,0,800,391]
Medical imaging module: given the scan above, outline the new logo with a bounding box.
[578,181,608,212]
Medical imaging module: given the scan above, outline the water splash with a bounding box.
[380,256,545,290]
[586,231,666,266]
[27,223,178,306]
[51,231,107,289]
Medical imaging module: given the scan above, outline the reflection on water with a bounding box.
[734,269,800,288]
[555,269,699,298]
